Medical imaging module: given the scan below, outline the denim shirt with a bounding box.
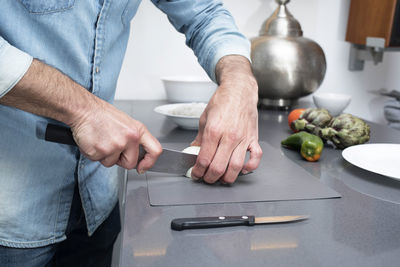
[0,0,250,248]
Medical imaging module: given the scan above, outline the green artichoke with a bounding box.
[319,114,370,149]
[292,108,333,136]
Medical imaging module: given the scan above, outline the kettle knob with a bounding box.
[276,0,290,4]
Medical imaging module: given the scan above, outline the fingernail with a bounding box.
[241,169,249,175]
[191,175,200,181]
[138,169,145,174]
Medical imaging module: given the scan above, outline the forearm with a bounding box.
[0,58,162,170]
[0,59,96,126]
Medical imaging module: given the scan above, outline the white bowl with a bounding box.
[161,76,217,103]
[154,103,207,130]
[313,92,352,116]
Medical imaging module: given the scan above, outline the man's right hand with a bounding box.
[0,59,162,172]
[70,98,162,172]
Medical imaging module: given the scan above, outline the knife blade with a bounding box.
[36,123,198,175]
[171,215,309,231]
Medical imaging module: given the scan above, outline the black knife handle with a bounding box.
[44,123,147,162]
[171,216,255,231]
[45,124,77,146]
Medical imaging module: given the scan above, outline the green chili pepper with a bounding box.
[281,131,324,162]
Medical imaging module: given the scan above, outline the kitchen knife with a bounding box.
[36,123,197,175]
[171,215,309,231]
[37,123,251,176]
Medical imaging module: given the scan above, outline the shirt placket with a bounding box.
[91,0,110,95]
[77,0,111,232]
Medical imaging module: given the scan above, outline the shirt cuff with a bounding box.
[0,42,33,98]
[205,38,251,83]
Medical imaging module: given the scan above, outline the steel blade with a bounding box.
[148,148,197,175]
[254,215,309,224]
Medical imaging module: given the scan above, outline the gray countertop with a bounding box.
[115,100,400,267]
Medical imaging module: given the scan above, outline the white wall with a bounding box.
[116,0,400,124]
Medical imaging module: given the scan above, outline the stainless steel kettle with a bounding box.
[251,0,326,108]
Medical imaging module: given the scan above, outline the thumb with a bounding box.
[136,130,162,173]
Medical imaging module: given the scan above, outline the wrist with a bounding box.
[62,85,99,128]
[215,55,255,82]
[215,55,258,103]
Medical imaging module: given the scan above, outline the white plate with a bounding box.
[342,143,400,180]
[154,103,206,130]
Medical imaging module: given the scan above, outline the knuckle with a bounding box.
[190,167,202,178]
[121,157,137,170]
[125,161,137,170]
[255,147,263,159]
[125,128,140,142]
[206,126,221,140]
[101,159,113,168]
[227,131,240,143]
[197,157,211,169]
[114,141,125,152]
[85,149,98,160]
[209,165,225,177]
[136,121,146,131]
[246,152,262,170]
[245,161,258,170]
[154,145,162,157]
[223,175,236,184]
[230,161,243,173]
[203,176,218,184]
[94,144,109,156]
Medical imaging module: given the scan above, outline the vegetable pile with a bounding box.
[282,107,371,161]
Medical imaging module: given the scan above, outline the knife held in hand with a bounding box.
[36,123,197,175]
[171,215,309,231]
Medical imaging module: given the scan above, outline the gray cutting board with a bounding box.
[146,142,340,206]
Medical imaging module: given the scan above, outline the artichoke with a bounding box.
[292,108,370,149]
[319,114,370,149]
[292,108,333,136]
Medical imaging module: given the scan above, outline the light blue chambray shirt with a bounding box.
[0,0,250,248]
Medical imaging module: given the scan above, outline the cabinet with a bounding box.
[345,0,400,70]
[346,0,400,47]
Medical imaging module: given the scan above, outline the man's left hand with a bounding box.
[190,55,263,184]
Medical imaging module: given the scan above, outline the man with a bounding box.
[0,0,262,266]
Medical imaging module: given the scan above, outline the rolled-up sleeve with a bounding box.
[0,36,33,98]
[151,0,250,82]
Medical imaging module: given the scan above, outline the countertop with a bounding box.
[115,100,400,267]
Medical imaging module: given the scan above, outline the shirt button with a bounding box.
[95,67,100,73]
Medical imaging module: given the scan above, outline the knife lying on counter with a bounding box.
[36,123,249,176]
[171,215,309,231]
